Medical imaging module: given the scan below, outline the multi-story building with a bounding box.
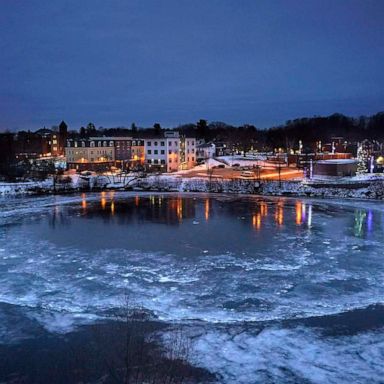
[65,139,115,171]
[144,131,196,172]
[65,132,196,173]
[89,136,133,169]
[196,143,216,163]
[35,122,67,157]
[145,134,172,172]
[130,139,145,167]
[180,136,196,170]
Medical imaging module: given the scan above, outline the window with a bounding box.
[98,141,101,147]
[147,159,152,164]
[82,142,85,147]
[90,141,95,147]
[161,150,165,155]
[109,141,114,147]
[192,156,194,161]
[169,150,172,154]
[147,150,152,154]
[161,141,165,146]
[147,141,151,146]
[154,159,159,164]
[174,141,178,146]
[161,159,165,164]
[154,141,158,146]
[154,150,158,155]
[169,159,172,163]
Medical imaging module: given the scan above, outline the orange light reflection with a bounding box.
[205,199,210,221]
[275,201,284,226]
[81,193,87,210]
[296,201,302,225]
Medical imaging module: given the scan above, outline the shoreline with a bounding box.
[1,175,384,201]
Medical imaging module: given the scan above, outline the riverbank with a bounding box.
[1,174,384,200]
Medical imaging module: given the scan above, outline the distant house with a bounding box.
[196,143,216,162]
[35,125,67,157]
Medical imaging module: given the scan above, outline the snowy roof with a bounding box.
[316,159,357,165]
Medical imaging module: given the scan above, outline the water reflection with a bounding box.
[354,210,367,237]
[48,205,70,228]
[205,198,210,221]
[275,201,284,226]
[367,210,373,233]
[48,194,382,237]
[252,213,261,230]
[81,193,87,210]
[101,191,107,210]
[295,201,302,225]
[308,205,313,228]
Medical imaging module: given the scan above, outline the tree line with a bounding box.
[70,112,384,153]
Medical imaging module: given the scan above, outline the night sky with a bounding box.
[0,0,383,131]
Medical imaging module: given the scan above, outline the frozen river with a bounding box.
[1,192,384,383]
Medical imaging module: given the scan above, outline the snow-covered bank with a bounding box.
[0,174,111,196]
[1,174,383,200]
[135,176,384,200]
[0,180,54,196]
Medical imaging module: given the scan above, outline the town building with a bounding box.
[130,139,145,168]
[313,159,358,178]
[181,136,197,170]
[144,131,196,172]
[65,139,115,171]
[65,132,196,173]
[196,143,216,163]
[89,136,132,169]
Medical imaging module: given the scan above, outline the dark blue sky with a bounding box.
[0,0,383,131]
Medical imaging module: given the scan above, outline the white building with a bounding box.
[145,131,196,172]
[182,137,196,170]
[196,143,216,162]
